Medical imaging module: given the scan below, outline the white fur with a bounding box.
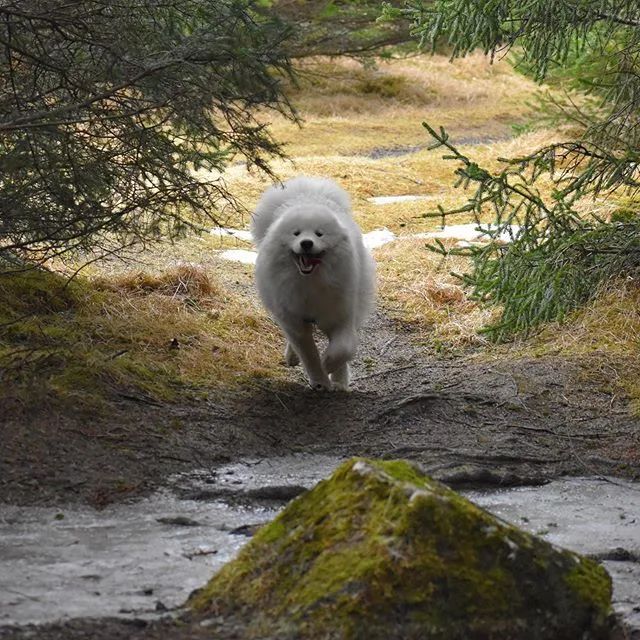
[252,176,376,390]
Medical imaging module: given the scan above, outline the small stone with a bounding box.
[245,485,307,501]
[156,516,202,527]
[229,524,262,537]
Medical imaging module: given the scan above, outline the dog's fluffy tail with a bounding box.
[251,176,351,247]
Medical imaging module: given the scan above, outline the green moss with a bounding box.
[371,459,429,487]
[0,268,78,319]
[610,207,637,224]
[190,458,613,639]
[253,518,287,545]
[565,558,612,617]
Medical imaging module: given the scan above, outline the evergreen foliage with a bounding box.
[394,1,640,338]
[0,0,294,268]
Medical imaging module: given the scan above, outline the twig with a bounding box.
[378,336,396,356]
[117,392,163,406]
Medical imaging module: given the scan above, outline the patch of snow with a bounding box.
[208,224,519,260]
[363,228,396,249]
[368,195,433,205]
[210,227,253,242]
[412,223,521,244]
[218,249,257,265]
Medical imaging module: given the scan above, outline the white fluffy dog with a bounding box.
[251,176,375,390]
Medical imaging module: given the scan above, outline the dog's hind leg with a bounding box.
[284,341,300,366]
[284,322,330,390]
[330,362,350,391]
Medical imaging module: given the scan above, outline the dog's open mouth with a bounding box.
[294,252,324,275]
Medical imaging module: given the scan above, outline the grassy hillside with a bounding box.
[2,52,637,412]
[1,263,283,410]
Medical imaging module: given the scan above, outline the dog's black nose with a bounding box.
[300,239,313,251]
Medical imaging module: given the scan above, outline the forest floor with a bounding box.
[2,306,639,640]
[1,53,639,639]
[3,306,639,508]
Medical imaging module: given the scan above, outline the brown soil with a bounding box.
[2,311,638,509]
[1,310,639,640]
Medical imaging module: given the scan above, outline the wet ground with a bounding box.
[2,226,640,637]
[0,456,339,626]
[1,458,639,635]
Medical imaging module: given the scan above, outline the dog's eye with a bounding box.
[315,231,323,237]
[293,231,300,236]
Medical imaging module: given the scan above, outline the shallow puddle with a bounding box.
[0,491,268,624]
[0,455,342,626]
[1,457,638,631]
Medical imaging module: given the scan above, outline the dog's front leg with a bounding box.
[284,322,330,391]
[330,362,350,391]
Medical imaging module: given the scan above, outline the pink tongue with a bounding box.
[301,255,321,268]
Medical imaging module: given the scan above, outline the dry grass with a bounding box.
[266,53,540,156]
[0,264,284,407]
[90,265,284,390]
[374,238,498,351]
[503,281,640,412]
[533,284,640,357]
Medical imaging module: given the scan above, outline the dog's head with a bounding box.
[277,204,349,276]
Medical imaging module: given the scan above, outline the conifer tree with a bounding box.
[0,1,293,268]
[392,1,640,337]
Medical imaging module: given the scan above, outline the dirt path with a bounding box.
[2,308,638,508]
[2,306,640,640]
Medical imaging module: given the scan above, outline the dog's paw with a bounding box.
[309,378,331,391]
[330,380,350,392]
[330,365,350,392]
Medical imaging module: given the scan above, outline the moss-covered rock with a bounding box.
[190,458,613,639]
